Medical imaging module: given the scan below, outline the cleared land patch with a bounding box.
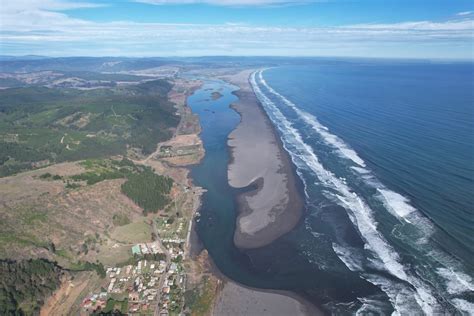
[110,220,152,244]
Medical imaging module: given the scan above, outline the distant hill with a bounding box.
[0,57,177,73]
[0,56,341,73]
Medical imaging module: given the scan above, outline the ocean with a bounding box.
[190,60,474,315]
[253,60,474,314]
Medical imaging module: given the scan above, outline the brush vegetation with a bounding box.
[67,158,173,214]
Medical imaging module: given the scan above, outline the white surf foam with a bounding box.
[451,299,474,315]
[258,71,367,168]
[351,166,371,174]
[332,242,364,272]
[250,70,442,314]
[253,69,474,314]
[356,296,392,316]
[259,70,425,224]
[437,268,474,294]
[426,249,474,310]
[376,189,416,220]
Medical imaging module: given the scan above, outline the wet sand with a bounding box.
[213,281,322,316]
[198,242,323,316]
[221,69,304,249]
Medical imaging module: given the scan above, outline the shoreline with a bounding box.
[221,69,304,249]
[185,72,321,315]
[206,253,324,316]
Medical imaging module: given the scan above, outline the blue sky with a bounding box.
[1,0,473,58]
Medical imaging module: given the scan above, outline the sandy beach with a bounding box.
[192,242,323,316]
[221,69,304,249]
[213,281,322,316]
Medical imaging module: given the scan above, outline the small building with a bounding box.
[129,303,140,313]
[129,292,140,302]
[82,298,92,309]
[169,263,178,273]
[132,245,141,256]
[95,299,107,310]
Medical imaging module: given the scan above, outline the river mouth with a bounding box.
[187,59,474,315]
[189,79,272,286]
[188,77,385,314]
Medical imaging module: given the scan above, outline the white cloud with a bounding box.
[0,0,473,58]
[0,0,105,32]
[457,11,472,16]
[134,0,316,6]
[1,0,104,12]
[345,20,474,31]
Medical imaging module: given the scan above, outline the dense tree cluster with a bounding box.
[68,158,142,186]
[71,169,124,185]
[121,169,173,214]
[71,261,106,278]
[0,259,63,316]
[0,142,50,165]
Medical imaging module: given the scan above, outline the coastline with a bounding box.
[213,281,323,316]
[183,73,322,316]
[211,263,323,316]
[220,69,304,249]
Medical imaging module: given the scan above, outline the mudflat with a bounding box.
[222,69,304,249]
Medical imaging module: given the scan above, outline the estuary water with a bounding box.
[190,60,474,315]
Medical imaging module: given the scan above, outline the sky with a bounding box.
[0,0,473,59]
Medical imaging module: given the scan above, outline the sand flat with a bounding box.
[222,69,303,249]
[213,281,321,316]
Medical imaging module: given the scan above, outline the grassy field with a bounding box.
[110,220,152,244]
[0,79,178,176]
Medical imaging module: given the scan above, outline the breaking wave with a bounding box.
[258,70,426,225]
[251,69,474,315]
[251,70,444,314]
[256,70,474,301]
[258,71,366,168]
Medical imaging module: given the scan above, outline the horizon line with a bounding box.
[1,54,473,62]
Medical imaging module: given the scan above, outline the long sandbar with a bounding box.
[221,69,304,249]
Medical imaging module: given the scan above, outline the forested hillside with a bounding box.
[0,259,63,315]
[0,79,178,177]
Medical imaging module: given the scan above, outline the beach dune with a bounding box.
[222,69,303,249]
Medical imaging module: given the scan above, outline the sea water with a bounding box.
[190,60,474,314]
[252,60,474,314]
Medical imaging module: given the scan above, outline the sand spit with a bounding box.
[221,69,303,249]
[213,281,322,316]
